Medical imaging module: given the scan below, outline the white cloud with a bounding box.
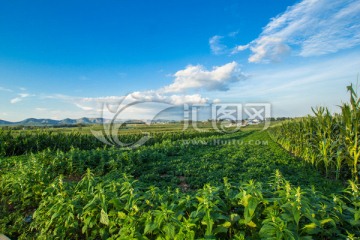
[210,32,246,55]
[232,44,249,54]
[168,94,208,105]
[130,91,208,105]
[239,0,360,63]
[162,61,246,93]
[10,93,32,104]
[248,37,290,63]
[75,103,94,111]
[10,97,22,104]
[79,96,125,103]
[130,91,163,102]
[19,93,30,98]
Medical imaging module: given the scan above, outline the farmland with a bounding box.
[0,87,359,239]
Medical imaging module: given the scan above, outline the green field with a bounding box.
[0,88,359,239]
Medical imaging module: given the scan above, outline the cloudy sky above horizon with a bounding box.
[1,0,360,121]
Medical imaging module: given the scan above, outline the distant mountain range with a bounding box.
[0,117,107,126]
[0,117,176,126]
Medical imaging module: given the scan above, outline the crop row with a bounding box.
[269,84,360,182]
[0,129,220,157]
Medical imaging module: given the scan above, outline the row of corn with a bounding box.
[269,84,360,182]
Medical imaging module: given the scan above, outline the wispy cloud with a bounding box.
[248,37,291,63]
[162,61,246,93]
[117,72,127,78]
[0,86,12,92]
[10,98,22,104]
[10,93,32,104]
[232,44,249,54]
[19,93,30,98]
[209,32,242,55]
[212,51,360,116]
[131,91,208,105]
[79,96,125,103]
[234,0,360,63]
[45,94,119,111]
[75,103,94,111]
[35,108,48,111]
[209,35,227,55]
[56,92,209,113]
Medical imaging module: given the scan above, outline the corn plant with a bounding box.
[269,84,360,182]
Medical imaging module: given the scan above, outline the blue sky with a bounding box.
[1,0,360,121]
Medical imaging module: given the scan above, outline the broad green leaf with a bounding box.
[100,209,109,226]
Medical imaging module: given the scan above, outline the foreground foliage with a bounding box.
[1,168,359,239]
